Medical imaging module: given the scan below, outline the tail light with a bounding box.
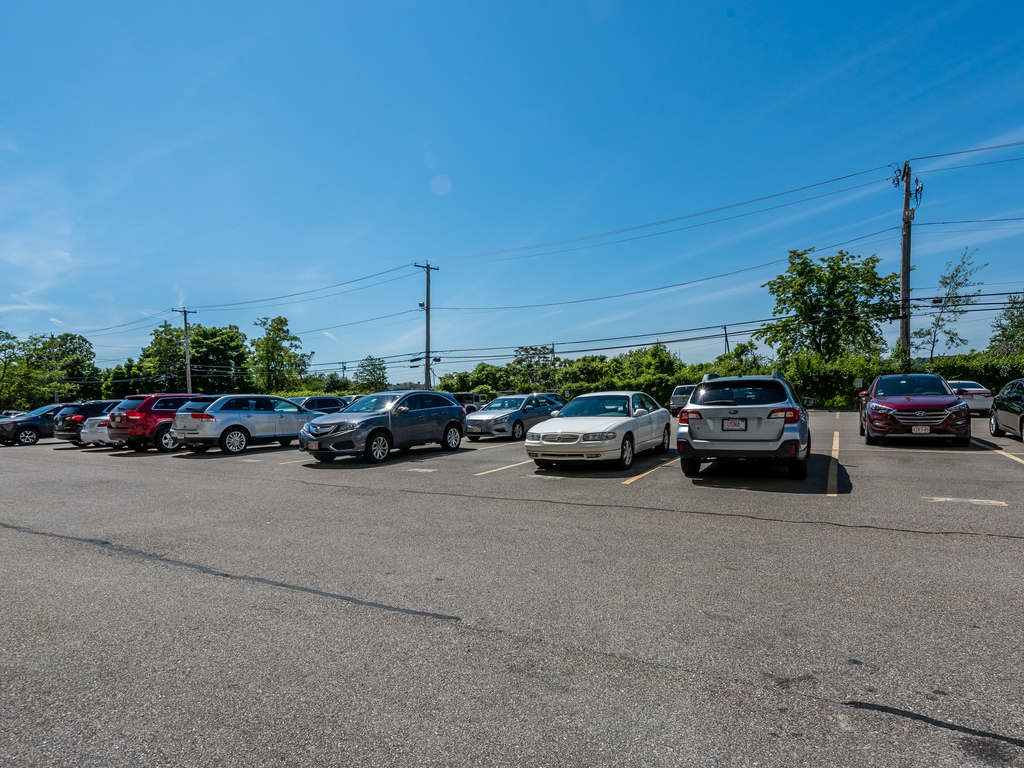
[679,409,702,425]
[69,415,85,422]
[768,408,800,424]
[191,413,214,420]
[98,420,110,427]
[124,410,143,420]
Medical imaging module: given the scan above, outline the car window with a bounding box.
[222,398,251,412]
[420,394,452,408]
[400,395,422,411]
[631,394,644,413]
[57,407,81,418]
[273,399,300,413]
[524,397,539,409]
[536,396,552,407]
[641,393,660,412]
[180,398,218,414]
[153,398,186,410]
[113,398,146,412]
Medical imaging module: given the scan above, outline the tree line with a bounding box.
[4,248,1023,411]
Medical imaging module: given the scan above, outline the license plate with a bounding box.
[723,419,747,431]
[912,426,930,434]
[467,426,480,433]
[307,441,319,450]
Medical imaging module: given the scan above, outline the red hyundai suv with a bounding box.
[858,374,971,447]
[107,394,200,452]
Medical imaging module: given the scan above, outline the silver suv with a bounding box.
[170,395,315,454]
[676,372,812,479]
[669,384,696,416]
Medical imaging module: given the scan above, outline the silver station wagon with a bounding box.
[170,395,315,454]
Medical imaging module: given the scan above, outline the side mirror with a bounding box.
[803,398,816,407]
[954,388,967,396]
[550,409,560,417]
[634,408,649,416]
[858,391,870,398]
[395,406,410,415]
[524,405,534,412]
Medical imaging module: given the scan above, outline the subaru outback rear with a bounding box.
[676,372,811,479]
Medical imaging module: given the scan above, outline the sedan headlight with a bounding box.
[867,402,894,415]
[582,431,617,441]
[947,402,969,414]
[526,431,540,441]
[491,415,509,424]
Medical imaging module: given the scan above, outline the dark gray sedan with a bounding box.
[465,394,561,441]
[298,390,466,463]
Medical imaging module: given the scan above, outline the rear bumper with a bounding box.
[677,438,804,461]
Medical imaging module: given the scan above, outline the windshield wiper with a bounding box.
[704,399,736,405]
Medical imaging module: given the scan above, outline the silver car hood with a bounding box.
[467,408,518,421]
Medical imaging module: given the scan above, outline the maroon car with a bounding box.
[858,373,971,446]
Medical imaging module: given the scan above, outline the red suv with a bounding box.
[107,394,200,452]
[858,374,971,447]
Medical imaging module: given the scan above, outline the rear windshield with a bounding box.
[56,407,81,418]
[947,380,982,389]
[113,397,146,411]
[691,381,788,406]
[179,397,219,414]
[875,376,952,397]
[672,386,694,396]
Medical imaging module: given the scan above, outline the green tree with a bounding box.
[102,358,145,400]
[353,355,389,393]
[989,293,1024,355]
[912,247,986,363]
[754,249,899,361]
[249,317,309,393]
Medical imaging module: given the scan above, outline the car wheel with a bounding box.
[511,421,525,440]
[655,425,670,453]
[615,435,635,471]
[154,427,179,453]
[953,434,972,448]
[858,414,865,436]
[278,438,292,447]
[534,459,555,469]
[441,424,462,451]
[15,428,39,446]
[680,457,701,477]
[188,445,210,453]
[864,427,878,446]
[314,454,336,463]
[467,435,480,442]
[220,428,249,454]
[989,409,1005,437]
[364,431,392,463]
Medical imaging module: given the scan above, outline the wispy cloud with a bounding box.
[322,331,337,341]
[49,317,64,326]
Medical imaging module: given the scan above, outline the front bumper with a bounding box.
[298,428,365,456]
[466,420,512,438]
[865,411,970,437]
[525,438,620,462]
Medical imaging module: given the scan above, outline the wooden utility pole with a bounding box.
[173,308,196,393]
[899,161,914,351]
[414,263,439,388]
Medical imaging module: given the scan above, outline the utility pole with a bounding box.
[723,326,730,355]
[896,162,922,352]
[414,262,439,388]
[173,308,196,393]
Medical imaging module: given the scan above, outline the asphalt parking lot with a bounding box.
[3,411,1024,767]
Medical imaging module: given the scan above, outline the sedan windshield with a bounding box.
[482,397,525,411]
[346,394,401,413]
[556,396,629,418]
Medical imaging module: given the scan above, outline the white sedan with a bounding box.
[525,391,672,470]
[945,379,993,416]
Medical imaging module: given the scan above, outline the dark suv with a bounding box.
[107,394,200,452]
[0,403,71,446]
[54,400,121,446]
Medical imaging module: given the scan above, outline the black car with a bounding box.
[989,379,1024,439]
[0,403,72,446]
[53,400,122,445]
[288,396,350,415]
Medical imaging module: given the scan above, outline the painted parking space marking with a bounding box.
[622,458,677,485]
[470,442,517,451]
[923,497,1008,506]
[992,450,1024,467]
[407,468,437,473]
[279,459,309,464]
[827,430,839,497]
[240,459,261,463]
[475,459,534,476]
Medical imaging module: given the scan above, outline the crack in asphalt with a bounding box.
[844,701,1024,749]
[285,477,1024,541]
[0,520,461,622]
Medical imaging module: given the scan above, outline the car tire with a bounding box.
[220,428,249,454]
[858,414,865,436]
[680,457,701,477]
[188,445,210,453]
[511,421,525,440]
[154,427,179,453]
[364,431,392,463]
[277,438,292,447]
[534,459,555,469]
[655,425,670,453]
[864,427,879,446]
[989,409,1005,437]
[314,454,336,463]
[953,434,972,448]
[440,424,462,451]
[467,435,480,442]
[615,435,635,471]
[15,427,39,446]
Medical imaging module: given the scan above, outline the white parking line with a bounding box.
[622,458,677,485]
[475,459,534,476]
[827,431,839,497]
[279,459,309,464]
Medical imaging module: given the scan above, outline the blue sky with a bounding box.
[2,1,1023,384]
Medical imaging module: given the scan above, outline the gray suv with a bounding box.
[676,372,812,479]
[669,384,696,416]
[170,395,315,454]
[299,390,465,463]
